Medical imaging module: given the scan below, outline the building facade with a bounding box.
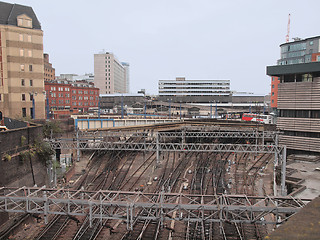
[0,2,45,119]
[271,36,320,114]
[267,61,320,154]
[45,80,99,115]
[158,77,231,103]
[278,36,320,65]
[270,76,280,110]
[43,53,55,81]
[94,52,129,94]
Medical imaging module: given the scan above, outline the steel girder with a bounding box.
[49,140,282,154]
[77,130,278,141]
[0,187,308,229]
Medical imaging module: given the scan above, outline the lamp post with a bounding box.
[121,94,124,119]
[98,97,101,119]
[144,99,147,119]
[215,100,218,118]
[168,98,171,119]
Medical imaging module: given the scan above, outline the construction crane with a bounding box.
[286,14,291,43]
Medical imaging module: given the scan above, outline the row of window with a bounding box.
[21,93,34,101]
[20,64,33,72]
[21,107,33,118]
[19,34,32,42]
[50,86,70,91]
[20,49,32,57]
[71,96,97,100]
[51,101,97,106]
[17,18,32,28]
[51,100,71,104]
[159,82,230,86]
[49,87,97,95]
[284,130,320,139]
[279,109,320,118]
[280,73,313,83]
[281,42,307,53]
[21,79,33,86]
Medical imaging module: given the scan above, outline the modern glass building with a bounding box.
[278,36,320,65]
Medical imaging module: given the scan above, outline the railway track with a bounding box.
[3,126,278,239]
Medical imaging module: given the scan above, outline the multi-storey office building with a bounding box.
[94,52,129,94]
[45,80,99,114]
[267,61,320,153]
[0,2,45,119]
[158,77,231,103]
[278,36,320,65]
[271,36,320,114]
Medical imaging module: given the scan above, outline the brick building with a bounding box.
[45,80,99,118]
[44,53,55,81]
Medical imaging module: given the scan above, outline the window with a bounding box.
[20,49,24,56]
[272,92,274,96]
[310,40,314,46]
[271,100,274,104]
[20,64,25,71]
[30,108,33,118]
[26,20,32,27]
[22,108,26,117]
[18,18,23,26]
[19,34,23,41]
[272,85,274,89]
[27,35,32,42]
[29,65,33,72]
[28,50,32,57]
[21,79,25,86]
[30,94,33,101]
[22,94,26,101]
[29,79,33,86]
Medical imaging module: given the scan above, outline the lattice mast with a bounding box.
[286,14,291,43]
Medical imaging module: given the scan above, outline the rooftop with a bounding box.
[0,1,41,30]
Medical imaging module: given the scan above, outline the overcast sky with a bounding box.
[5,0,320,95]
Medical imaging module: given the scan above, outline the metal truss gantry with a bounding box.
[0,187,309,230]
[48,129,287,195]
[78,130,278,144]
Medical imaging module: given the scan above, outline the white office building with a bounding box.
[94,52,129,94]
[158,77,231,103]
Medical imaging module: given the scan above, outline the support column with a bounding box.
[281,146,287,196]
[156,132,160,164]
[76,128,80,162]
[273,150,278,196]
[43,190,48,224]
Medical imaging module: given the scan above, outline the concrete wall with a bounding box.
[0,124,48,187]
[0,124,42,155]
[0,154,47,187]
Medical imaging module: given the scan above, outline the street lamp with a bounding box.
[168,98,172,119]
